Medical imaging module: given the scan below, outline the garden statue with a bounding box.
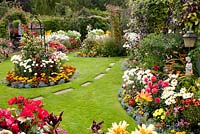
[185,56,193,75]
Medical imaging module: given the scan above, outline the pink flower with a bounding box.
[152,88,158,94]
[151,76,157,82]
[143,77,148,83]
[162,81,169,87]
[148,81,153,88]
[158,80,163,85]
[152,84,158,89]
[154,97,161,103]
[145,87,151,93]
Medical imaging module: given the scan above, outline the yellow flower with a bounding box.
[170,129,176,133]
[131,124,157,134]
[161,115,165,120]
[137,89,153,103]
[106,30,111,35]
[45,30,52,35]
[175,131,186,134]
[107,121,129,134]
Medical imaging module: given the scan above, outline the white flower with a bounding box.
[171,79,178,87]
[29,69,32,73]
[11,55,22,64]
[182,93,194,99]
[165,96,176,105]
[107,121,129,134]
[131,124,157,134]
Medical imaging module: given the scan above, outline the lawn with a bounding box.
[0,53,136,134]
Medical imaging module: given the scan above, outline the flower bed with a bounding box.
[0,96,65,134]
[46,30,81,52]
[119,67,200,133]
[3,28,76,88]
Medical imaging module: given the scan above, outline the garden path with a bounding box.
[32,62,116,100]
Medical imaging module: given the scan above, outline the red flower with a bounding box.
[151,76,157,82]
[152,84,158,89]
[152,88,158,94]
[20,108,34,117]
[158,80,163,85]
[145,87,151,93]
[16,96,25,103]
[153,65,159,70]
[11,123,19,134]
[143,77,148,83]
[162,81,169,87]
[8,97,17,105]
[148,81,153,88]
[154,97,161,103]
[38,108,49,120]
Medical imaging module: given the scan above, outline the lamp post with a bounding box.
[182,31,198,48]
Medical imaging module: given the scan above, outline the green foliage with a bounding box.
[39,14,110,40]
[0,7,29,38]
[183,105,200,129]
[0,7,29,24]
[42,19,62,32]
[179,0,200,33]
[30,0,59,15]
[138,33,182,68]
[129,0,179,34]
[0,0,16,16]
[0,22,7,38]
[101,37,125,57]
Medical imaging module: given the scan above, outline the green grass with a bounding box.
[0,53,136,134]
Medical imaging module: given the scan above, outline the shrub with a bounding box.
[137,33,182,68]
[78,29,125,57]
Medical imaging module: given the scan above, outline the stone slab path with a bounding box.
[31,62,116,99]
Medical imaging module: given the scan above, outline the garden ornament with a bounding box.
[185,56,193,76]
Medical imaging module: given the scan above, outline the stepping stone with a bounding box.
[94,73,105,80]
[53,88,74,95]
[32,96,43,100]
[106,68,111,72]
[109,63,115,67]
[81,82,91,87]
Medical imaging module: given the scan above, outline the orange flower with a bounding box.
[137,89,153,103]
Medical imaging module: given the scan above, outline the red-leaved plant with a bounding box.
[0,96,66,134]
